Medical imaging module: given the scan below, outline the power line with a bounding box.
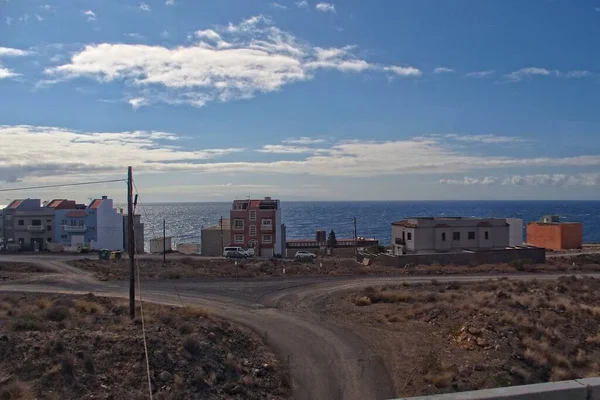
[0,178,126,193]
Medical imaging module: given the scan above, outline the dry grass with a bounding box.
[0,379,35,400]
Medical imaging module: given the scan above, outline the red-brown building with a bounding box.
[526,215,583,251]
[229,197,285,257]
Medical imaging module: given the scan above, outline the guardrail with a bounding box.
[392,377,600,400]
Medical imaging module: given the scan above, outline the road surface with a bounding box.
[2,254,599,400]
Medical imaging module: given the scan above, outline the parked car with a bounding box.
[295,251,316,260]
[223,246,251,257]
[225,250,247,259]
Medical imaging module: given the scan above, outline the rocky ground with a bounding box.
[0,293,290,400]
[328,276,600,397]
[66,253,600,281]
[0,262,52,281]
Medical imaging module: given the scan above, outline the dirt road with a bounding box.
[2,255,600,400]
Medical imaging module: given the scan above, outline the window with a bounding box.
[32,220,41,226]
[407,232,412,241]
[262,234,272,243]
[262,219,272,226]
[18,238,24,244]
[233,219,244,229]
[47,225,52,232]
[78,220,85,227]
[234,235,244,244]
[250,225,256,236]
[61,220,67,227]
[70,220,77,226]
[485,231,489,240]
[468,231,475,240]
[452,232,460,241]
[18,220,24,226]
[249,210,256,221]
[442,232,446,241]
[61,235,68,239]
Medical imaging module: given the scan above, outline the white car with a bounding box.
[295,251,316,260]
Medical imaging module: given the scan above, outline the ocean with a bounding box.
[134,201,600,249]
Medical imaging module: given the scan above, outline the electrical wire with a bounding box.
[0,178,126,193]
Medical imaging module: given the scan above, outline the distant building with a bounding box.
[201,218,230,257]
[506,218,524,247]
[229,197,285,257]
[54,196,124,251]
[150,236,172,253]
[286,230,379,258]
[123,214,145,253]
[392,217,510,255]
[526,215,582,251]
[3,199,54,251]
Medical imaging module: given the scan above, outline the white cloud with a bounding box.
[443,134,524,144]
[506,67,557,82]
[6,17,12,25]
[49,55,62,63]
[257,145,315,154]
[0,67,19,79]
[83,10,96,21]
[35,14,45,21]
[283,137,325,145]
[566,70,593,78]
[161,30,169,38]
[166,0,175,5]
[296,0,309,8]
[433,67,454,74]
[440,174,600,187]
[19,14,30,23]
[0,47,31,57]
[139,2,151,11]
[315,2,335,12]
[465,70,494,78]
[126,33,145,39]
[46,16,380,107]
[384,66,422,76]
[41,4,51,10]
[271,2,288,9]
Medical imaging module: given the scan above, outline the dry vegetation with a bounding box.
[0,262,51,281]
[66,254,600,281]
[335,276,600,397]
[0,293,290,400]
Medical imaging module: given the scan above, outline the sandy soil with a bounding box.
[0,293,290,400]
[0,262,52,281]
[67,255,600,281]
[327,276,600,397]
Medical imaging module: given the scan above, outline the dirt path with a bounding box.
[3,256,600,400]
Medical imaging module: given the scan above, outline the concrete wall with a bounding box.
[369,247,545,267]
[286,246,356,258]
[201,227,230,256]
[149,237,172,253]
[561,223,583,250]
[392,377,600,400]
[507,218,524,246]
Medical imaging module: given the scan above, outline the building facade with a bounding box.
[526,216,582,251]
[229,197,284,257]
[3,199,55,251]
[392,217,510,255]
[123,214,145,253]
[201,218,230,257]
[506,218,524,247]
[53,196,124,251]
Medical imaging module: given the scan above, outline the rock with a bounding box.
[224,383,243,395]
[474,364,485,371]
[0,334,9,341]
[242,359,251,367]
[468,327,481,335]
[159,371,172,382]
[458,365,470,375]
[476,338,488,347]
[495,345,501,351]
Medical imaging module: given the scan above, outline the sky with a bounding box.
[1,0,600,202]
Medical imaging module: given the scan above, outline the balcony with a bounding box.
[232,224,245,232]
[260,224,272,232]
[395,238,406,245]
[27,225,45,232]
[64,225,87,232]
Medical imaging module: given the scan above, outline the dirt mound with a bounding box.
[0,293,290,399]
[0,262,51,281]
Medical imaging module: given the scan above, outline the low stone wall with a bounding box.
[369,247,545,267]
[285,247,357,258]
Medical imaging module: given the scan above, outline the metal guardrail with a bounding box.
[392,377,600,400]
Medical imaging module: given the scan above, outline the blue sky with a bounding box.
[1,0,600,202]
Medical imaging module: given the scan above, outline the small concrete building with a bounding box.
[123,214,145,253]
[149,236,172,253]
[527,215,582,251]
[201,218,230,256]
[392,217,510,255]
[507,218,524,247]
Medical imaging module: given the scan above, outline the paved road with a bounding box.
[2,255,600,400]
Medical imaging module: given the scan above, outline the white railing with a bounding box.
[261,224,272,232]
[63,225,87,232]
[26,225,45,232]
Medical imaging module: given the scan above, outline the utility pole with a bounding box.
[353,216,358,258]
[163,219,166,264]
[127,166,135,319]
[219,216,224,254]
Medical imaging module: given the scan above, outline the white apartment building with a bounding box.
[392,217,511,255]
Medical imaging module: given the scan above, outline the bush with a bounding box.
[11,314,42,331]
[355,296,372,306]
[179,323,193,335]
[183,336,201,356]
[83,352,96,374]
[46,306,70,322]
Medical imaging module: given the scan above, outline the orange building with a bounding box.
[526,220,583,251]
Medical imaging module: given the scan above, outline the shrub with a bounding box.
[179,323,193,335]
[83,352,96,374]
[46,306,70,322]
[183,336,201,356]
[355,296,371,306]
[0,380,34,400]
[11,314,42,331]
[61,354,75,379]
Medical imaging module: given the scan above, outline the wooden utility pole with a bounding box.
[127,166,135,319]
[163,219,166,264]
[219,216,224,254]
[353,216,358,257]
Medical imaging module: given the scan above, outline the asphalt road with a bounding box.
[2,255,600,400]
